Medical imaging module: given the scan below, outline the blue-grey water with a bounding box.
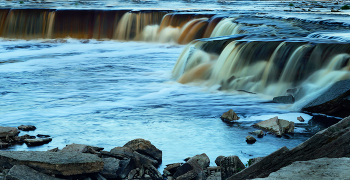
[0,39,335,169]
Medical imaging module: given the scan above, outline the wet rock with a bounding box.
[272,95,295,104]
[0,142,9,149]
[0,127,19,138]
[145,164,163,180]
[228,115,350,180]
[116,158,135,179]
[37,134,50,138]
[221,109,240,122]
[253,116,294,136]
[246,136,256,144]
[220,155,245,180]
[297,116,305,122]
[5,165,62,180]
[254,158,350,180]
[123,138,162,166]
[24,138,52,146]
[189,153,210,169]
[249,130,264,138]
[0,151,104,176]
[164,163,182,175]
[13,134,36,143]
[100,157,120,179]
[215,155,225,166]
[173,163,193,179]
[17,125,36,131]
[302,79,350,118]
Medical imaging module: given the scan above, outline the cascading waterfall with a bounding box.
[172,39,350,104]
[0,9,244,43]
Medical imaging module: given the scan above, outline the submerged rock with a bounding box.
[221,109,240,122]
[0,151,104,176]
[0,126,19,138]
[228,115,350,179]
[17,125,36,131]
[253,116,294,136]
[272,95,295,104]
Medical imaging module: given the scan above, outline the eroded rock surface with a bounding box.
[5,165,62,180]
[253,157,350,180]
[0,151,104,176]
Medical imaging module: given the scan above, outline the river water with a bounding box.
[0,38,338,169]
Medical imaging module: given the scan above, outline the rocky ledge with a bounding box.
[1,115,350,180]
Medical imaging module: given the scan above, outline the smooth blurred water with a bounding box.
[0,39,336,169]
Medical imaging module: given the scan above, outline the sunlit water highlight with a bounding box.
[0,39,336,170]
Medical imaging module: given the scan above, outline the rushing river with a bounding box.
[0,39,337,169]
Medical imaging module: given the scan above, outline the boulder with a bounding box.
[17,125,36,131]
[0,151,104,176]
[100,157,120,179]
[189,153,210,169]
[0,142,9,149]
[272,95,295,104]
[302,79,350,118]
[215,156,225,166]
[24,138,52,146]
[221,109,240,122]
[116,158,135,179]
[253,157,350,180]
[173,157,207,180]
[164,163,182,175]
[123,138,162,165]
[228,115,350,180]
[6,165,62,180]
[249,130,264,138]
[220,155,245,180]
[246,136,256,144]
[0,127,18,138]
[253,116,294,136]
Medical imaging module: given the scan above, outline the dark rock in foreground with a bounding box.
[228,115,350,179]
[0,151,104,176]
[302,79,350,117]
[254,157,350,180]
[6,165,62,180]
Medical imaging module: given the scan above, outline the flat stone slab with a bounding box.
[0,151,104,176]
[6,165,62,180]
[253,157,350,180]
[0,126,18,138]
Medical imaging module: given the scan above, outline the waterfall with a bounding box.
[0,9,243,43]
[172,38,350,102]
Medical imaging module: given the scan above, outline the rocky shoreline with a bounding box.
[0,114,350,180]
